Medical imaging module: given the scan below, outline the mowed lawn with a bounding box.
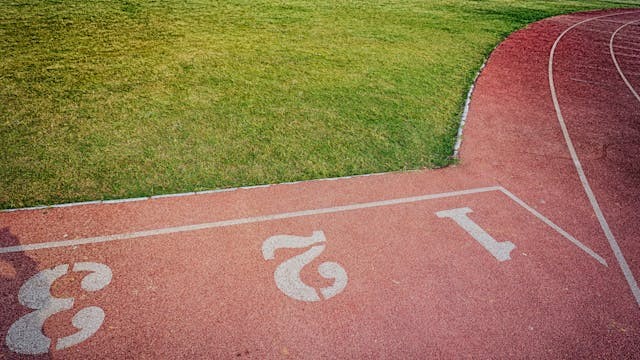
[1,0,635,209]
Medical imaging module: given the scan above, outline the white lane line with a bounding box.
[549,11,640,306]
[612,20,640,101]
[0,185,606,266]
[0,186,501,254]
[499,188,607,266]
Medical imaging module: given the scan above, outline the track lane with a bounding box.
[611,21,640,101]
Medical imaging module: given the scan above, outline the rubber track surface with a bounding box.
[1,8,639,359]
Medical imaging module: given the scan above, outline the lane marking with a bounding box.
[611,19,640,104]
[0,186,607,266]
[499,188,605,266]
[548,11,640,305]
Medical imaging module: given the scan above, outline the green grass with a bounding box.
[1,0,637,209]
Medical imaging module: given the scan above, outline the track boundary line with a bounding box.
[0,186,607,266]
[548,10,640,306]
[610,19,640,102]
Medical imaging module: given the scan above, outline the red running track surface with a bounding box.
[1,8,639,359]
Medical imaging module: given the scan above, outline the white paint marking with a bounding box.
[6,262,112,354]
[0,186,606,267]
[274,245,326,302]
[74,262,112,292]
[499,188,607,266]
[436,207,515,262]
[6,265,71,354]
[612,20,640,104]
[548,11,640,305]
[262,231,326,260]
[262,231,347,302]
[0,187,501,254]
[56,307,105,350]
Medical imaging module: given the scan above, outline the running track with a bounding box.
[1,8,639,358]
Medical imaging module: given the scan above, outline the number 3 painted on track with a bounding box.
[5,262,112,355]
[262,231,348,302]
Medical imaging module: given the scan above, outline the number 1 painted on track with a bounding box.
[436,207,516,262]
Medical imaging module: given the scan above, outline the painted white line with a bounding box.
[0,185,606,267]
[0,187,498,254]
[0,187,500,253]
[499,188,607,266]
[610,19,640,102]
[549,11,640,306]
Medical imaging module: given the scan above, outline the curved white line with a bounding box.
[610,20,640,103]
[549,11,640,306]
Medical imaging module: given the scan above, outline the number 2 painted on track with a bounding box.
[262,231,348,302]
[5,262,112,355]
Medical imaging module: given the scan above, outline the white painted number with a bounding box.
[262,231,347,302]
[436,207,515,262]
[6,262,112,355]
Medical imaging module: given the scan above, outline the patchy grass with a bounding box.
[1,0,637,208]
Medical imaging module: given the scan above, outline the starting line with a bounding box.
[0,185,607,267]
[1,184,612,356]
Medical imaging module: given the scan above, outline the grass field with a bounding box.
[1,0,637,209]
